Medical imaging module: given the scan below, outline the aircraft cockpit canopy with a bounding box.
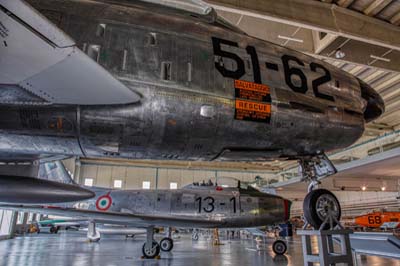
[183,176,262,193]
[140,0,213,16]
[138,0,244,33]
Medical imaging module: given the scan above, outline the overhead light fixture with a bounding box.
[370,55,391,63]
[381,181,387,191]
[361,185,367,191]
[278,35,303,43]
[335,48,345,59]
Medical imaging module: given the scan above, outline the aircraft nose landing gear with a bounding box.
[303,189,341,230]
[299,155,342,230]
[272,240,287,255]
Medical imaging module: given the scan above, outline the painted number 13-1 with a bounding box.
[195,196,237,213]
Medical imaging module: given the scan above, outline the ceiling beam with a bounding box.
[206,0,400,51]
[336,0,355,8]
[308,53,394,74]
[390,12,400,26]
[363,0,392,17]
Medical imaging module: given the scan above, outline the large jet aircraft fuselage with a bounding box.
[0,0,384,162]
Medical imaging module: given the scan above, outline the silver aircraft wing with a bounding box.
[0,0,140,105]
[0,205,225,228]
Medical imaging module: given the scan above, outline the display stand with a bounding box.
[297,229,354,266]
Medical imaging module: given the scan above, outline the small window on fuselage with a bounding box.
[96,24,106,38]
[161,62,172,81]
[87,44,101,62]
[147,33,157,46]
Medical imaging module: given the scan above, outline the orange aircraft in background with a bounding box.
[354,211,400,228]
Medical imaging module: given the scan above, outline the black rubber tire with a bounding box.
[142,241,160,259]
[160,237,174,252]
[50,226,56,234]
[272,240,287,255]
[303,189,341,230]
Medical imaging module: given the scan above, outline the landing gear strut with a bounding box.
[142,227,176,259]
[299,154,342,230]
[87,221,101,242]
[142,226,160,259]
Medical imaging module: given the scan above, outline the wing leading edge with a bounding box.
[0,204,225,228]
[0,0,140,105]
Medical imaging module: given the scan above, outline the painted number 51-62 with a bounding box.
[211,37,334,102]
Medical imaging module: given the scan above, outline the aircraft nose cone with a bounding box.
[359,79,385,122]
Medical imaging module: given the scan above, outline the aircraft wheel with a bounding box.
[272,240,287,255]
[303,189,341,230]
[160,237,173,252]
[50,226,57,234]
[142,240,160,259]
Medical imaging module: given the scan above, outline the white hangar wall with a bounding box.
[76,162,276,190]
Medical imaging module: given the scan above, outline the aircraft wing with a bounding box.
[0,204,226,228]
[0,0,140,105]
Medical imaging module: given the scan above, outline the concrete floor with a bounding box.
[0,232,398,266]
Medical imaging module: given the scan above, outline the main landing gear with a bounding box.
[87,221,101,242]
[299,154,342,230]
[142,227,174,259]
[160,237,174,252]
